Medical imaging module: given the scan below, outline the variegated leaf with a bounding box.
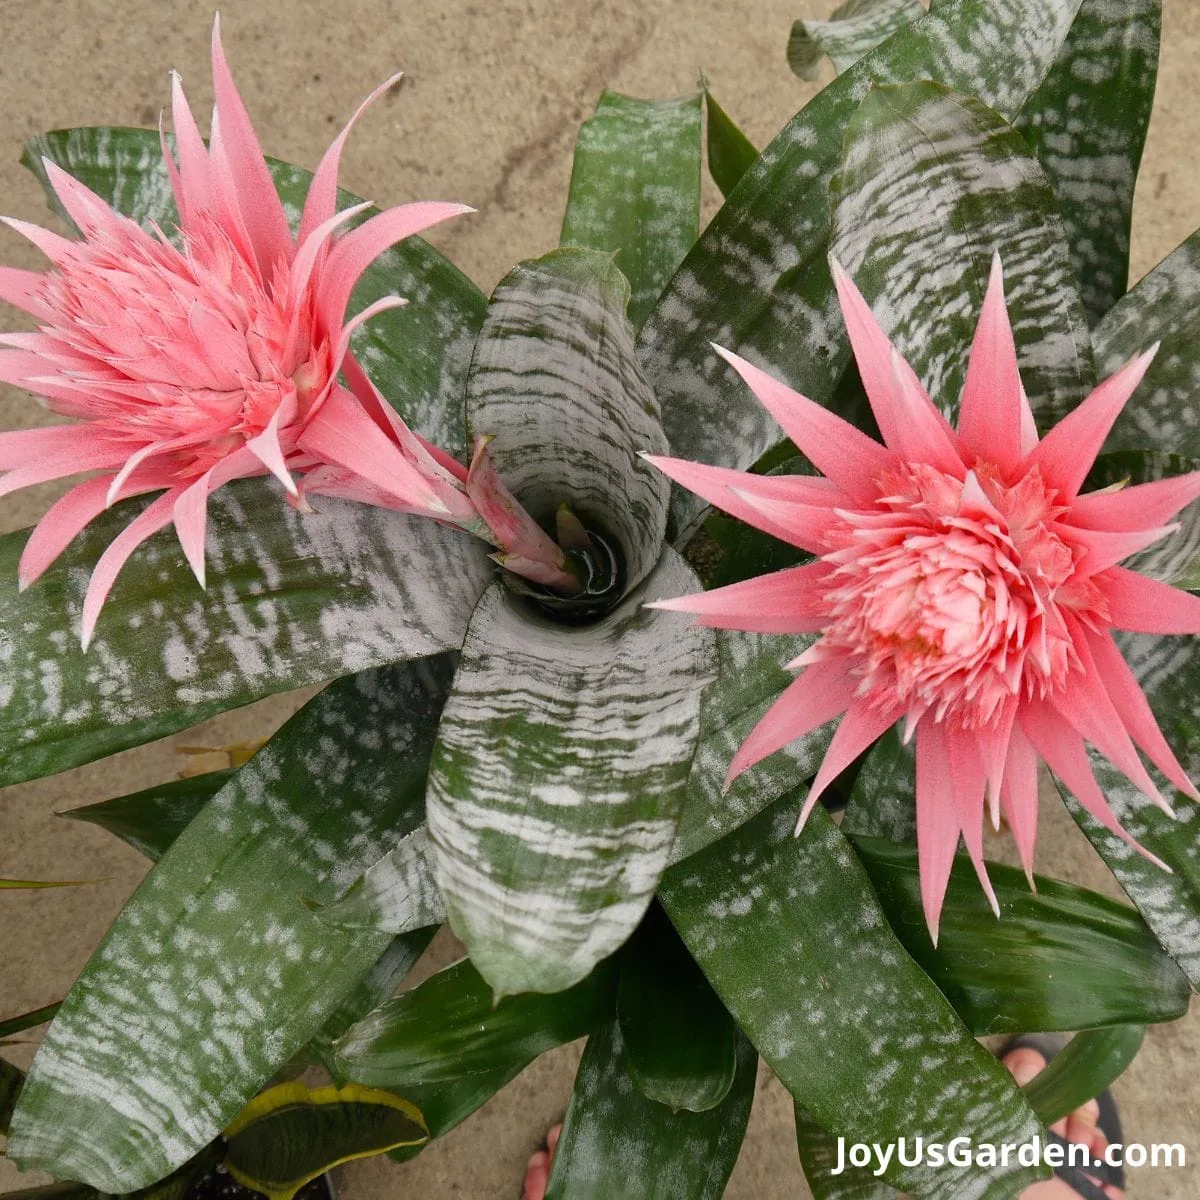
[0,483,490,789]
[829,81,1093,430]
[1094,227,1200,457]
[840,726,917,843]
[670,630,824,863]
[24,128,485,455]
[543,1021,756,1200]
[465,249,669,590]
[788,0,924,81]
[427,549,714,996]
[703,91,758,199]
[1014,0,1161,325]
[660,798,1048,1199]
[795,1105,898,1200]
[1058,631,1200,987]
[561,92,703,330]
[7,656,456,1192]
[316,826,446,934]
[637,0,1082,539]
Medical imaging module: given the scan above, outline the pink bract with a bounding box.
[0,19,478,648]
[649,255,1200,941]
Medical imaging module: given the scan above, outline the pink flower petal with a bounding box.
[209,16,294,273]
[80,490,181,651]
[915,719,963,947]
[169,71,213,227]
[317,202,474,334]
[299,73,403,245]
[1070,471,1200,532]
[725,657,857,786]
[1084,627,1200,802]
[0,423,114,472]
[0,265,53,320]
[1099,565,1200,634]
[172,445,260,588]
[41,160,120,237]
[1070,521,1179,577]
[1022,345,1158,499]
[727,486,841,554]
[999,723,1040,886]
[946,725,999,917]
[829,257,962,473]
[0,440,130,501]
[0,215,78,266]
[646,562,835,633]
[712,345,898,502]
[956,254,1031,476]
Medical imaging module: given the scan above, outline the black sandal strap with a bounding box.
[1045,1129,1117,1200]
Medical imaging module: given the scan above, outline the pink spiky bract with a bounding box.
[0,20,487,648]
[651,253,1200,943]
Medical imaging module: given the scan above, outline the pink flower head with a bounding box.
[0,19,478,648]
[649,255,1200,941]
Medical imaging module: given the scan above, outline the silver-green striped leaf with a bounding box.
[660,798,1048,1199]
[317,826,445,934]
[637,0,1082,539]
[1058,630,1200,987]
[1094,227,1200,457]
[24,128,485,455]
[543,1021,757,1200]
[0,483,490,789]
[466,248,670,590]
[7,655,456,1192]
[829,81,1093,430]
[1014,0,1161,326]
[788,0,924,81]
[427,549,714,996]
[561,92,703,331]
[795,1105,899,1199]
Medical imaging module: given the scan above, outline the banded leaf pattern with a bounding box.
[24,128,485,455]
[1094,227,1200,457]
[637,0,1082,538]
[318,826,446,934]
[661,799,1047,1199]
[466,249,669,590]
[0,483,491,789]
[1014,0,1161,325]
[427,549,714,996]
[829,82,1093,430]
[544,1021,756,1200]
[795,1105,898,1199]
[1058,630,1200,986]
[7,656,456,1191]
[561,92,703,330]
[788,0,924,81]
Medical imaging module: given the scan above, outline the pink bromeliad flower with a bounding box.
[649,256,1200,940]
[0,20,574,648]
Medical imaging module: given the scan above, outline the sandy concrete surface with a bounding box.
[1,0,1199,1196]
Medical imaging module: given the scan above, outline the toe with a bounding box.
[523,1149,550,1200]
[1002,1046,1048,1087]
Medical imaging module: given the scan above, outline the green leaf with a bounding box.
[660,797,1047,1198]
[1094,227,1200,457]
[0,483,490,791]
[788,0,924,81]
[1021,1026,1145,1126]
[7,655,456,1192]
[1085,451,1200,588]
[1,1057,23,1135]
[428,552,713,997]
[223,1082,427,1200]
[1014,0,1161,325]
[23,128,486,456]
[544,1021,756,1200]
[307,931,438,1079]
[616,904,738,1112]
[465,248,670,592]
[334,956,617,1085]
[829,81,1093,431]
[840,726,917,843]
[561,93,703,330]
[795,1105,898,1199]
[315,826,445,935]
[702,91,758,199]
[62,771,234,861]
[0,1003,61,1039]
[638,0,1083,539]
[1057,631,1200,988]
[852,836,1191,1034]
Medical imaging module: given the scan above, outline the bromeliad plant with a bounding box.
[3,1,1200,1198]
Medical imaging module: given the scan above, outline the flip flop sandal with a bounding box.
[999,1034,1126,1200]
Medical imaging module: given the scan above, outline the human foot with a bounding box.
[521,1122,561,1200]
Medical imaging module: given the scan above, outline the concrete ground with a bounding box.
[1,0,1199,1195]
